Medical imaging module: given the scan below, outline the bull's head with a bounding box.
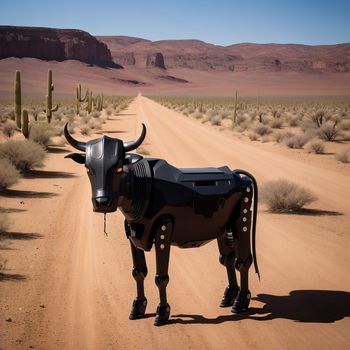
[64,123,146,213]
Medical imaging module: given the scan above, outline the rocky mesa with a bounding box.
[0,26,118,67]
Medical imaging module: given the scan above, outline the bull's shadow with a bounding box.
[170,290,350,325]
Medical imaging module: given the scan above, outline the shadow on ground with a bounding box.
[24,170,76,179]
[0,231,43,240]
[47,147,70,154]
[170,290,350,325]
[1,189,58,198]
[0,272,26,282]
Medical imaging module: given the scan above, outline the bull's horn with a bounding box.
[64,123,86,151]
[123,123,146,152]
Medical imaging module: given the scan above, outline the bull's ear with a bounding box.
[64,153,86,164]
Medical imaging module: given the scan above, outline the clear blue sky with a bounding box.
[0,0,349,45]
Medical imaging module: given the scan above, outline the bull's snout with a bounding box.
[93,196,115,213]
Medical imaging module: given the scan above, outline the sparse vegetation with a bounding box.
[334,149,350,163]
[0,158,20,190]
[0,140,46,172]
[306,140,325,154]
[260,179,318,212]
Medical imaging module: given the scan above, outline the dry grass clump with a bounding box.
[0,158,20,190]
[192,111,203,119]
[252,123,272,136]
[260,179,317,212]
[80,124,91,135]
[269,118,284,129]
[29,123,55,147]
[248,132,259,141]
[210,115,222,126]
[0,140,46,172]
[306,140,325,154]
[334,149,350,163]
[1,120,17,138]
[318,122,343,141]
[284,134,309,149]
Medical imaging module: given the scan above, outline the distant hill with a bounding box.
[97,35,350,73]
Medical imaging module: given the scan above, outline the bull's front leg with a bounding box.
[154,216,173,326]
[125,221,148,320]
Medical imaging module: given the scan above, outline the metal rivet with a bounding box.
[243,217,247,222]
[161,225,166,231]
[246,187,251,192]
[244,197,249,203]
[243,209,248,214]
[243,227,248,232]
[160,234,165,240]
[166,306,170,312]
[143,300,147,305]
[160,244,165,250]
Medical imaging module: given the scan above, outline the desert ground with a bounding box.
[1,94,349,349]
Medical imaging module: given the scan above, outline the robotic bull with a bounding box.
[64,123,260,326]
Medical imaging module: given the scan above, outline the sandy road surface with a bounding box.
[1,95,350,350]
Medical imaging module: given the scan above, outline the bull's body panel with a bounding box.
[122,159,247,251]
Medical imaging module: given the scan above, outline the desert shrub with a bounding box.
[1,120,17,138]
[340,119,350,131]
[272,131,285,143]
[192,111,203,119]
[252,123,272,136]
[88,118,102,130]
[219,110,230,119]
[248,132,259,141]
[91,111,101,118]
[106,108,113,116]
[306,140,325,154]
[288,116,300,127]
[210,115,222,126]
[269,118,284,129]
[334,149,350,163]
[206,110,217,118]
[80,124,91,135]
[0,158,20,190]
[260,179,317,212]
[318,122,343,141]
[0,212,9,233]
[285,134,309,149]
[29,123,55,147]
[261,135,271,143]
[0,140,46,172]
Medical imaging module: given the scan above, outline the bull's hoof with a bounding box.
[231,290,251,313]
[154,303,170,326]
[220,285,240,307]
[129,297,147,320]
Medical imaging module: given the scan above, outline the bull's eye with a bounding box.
[116,167,123,174]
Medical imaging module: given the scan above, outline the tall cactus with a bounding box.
[46,69,59,123]
[87,90,93,113]
[14,70,21,128]
[22,109,29,138]
[76,84,88,114]
[232,89,238,126]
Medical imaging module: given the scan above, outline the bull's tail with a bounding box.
[234,169,260,280]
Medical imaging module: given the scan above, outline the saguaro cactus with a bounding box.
[14,70,22,128]
[232,89,238,126]
[22,110,29,138]
[76,84,88,114]
[46,69,59,123]
[87,90,93,113]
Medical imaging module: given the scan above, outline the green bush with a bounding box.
[0,140,46,172]
[260,179,317,212]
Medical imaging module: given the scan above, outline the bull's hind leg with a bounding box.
[217,233,240,307]
[128,241,148,319]
[232,183,254,313]
[154,216,173,326]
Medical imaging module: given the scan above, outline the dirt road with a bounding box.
[1,95,349,349]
